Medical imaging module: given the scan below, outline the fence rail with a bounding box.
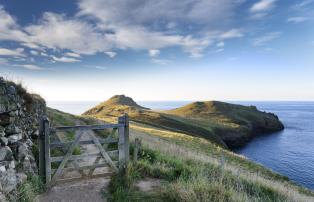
[38,114,130,187]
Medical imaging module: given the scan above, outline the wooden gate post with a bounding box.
[44,117,51,185]
[133,138,141,162]
[39,118,45,180]
[39,117,51,184]
[118,114,129,172]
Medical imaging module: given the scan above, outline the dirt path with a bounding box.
[36,121,112,202]
[35,178,110,202]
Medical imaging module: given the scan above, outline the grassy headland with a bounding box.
[84,95,284,148]
[49,104,313,201]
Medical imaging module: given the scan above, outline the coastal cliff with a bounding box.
[84,95,284,148]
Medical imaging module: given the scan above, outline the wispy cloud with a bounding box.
[287,17,308,23]
[151,58,172,65]
[250,0,277,19]
[15,64,45,70]
[104,51,117,58]
[148,49,160,57]
[52,56,81,63]
[220,29,244,39]
[65,52,81,58]
[251,32,281,46]
[0,48,24,57]
[250,0,277,13]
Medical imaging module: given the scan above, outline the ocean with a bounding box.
[47,100,314,190]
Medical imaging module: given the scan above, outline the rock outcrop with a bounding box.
[0,77,46,201]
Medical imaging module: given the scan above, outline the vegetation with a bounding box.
[108,145,312,202]
[84,95,284,148]
[42,103,314,201]
[16,175,45,202]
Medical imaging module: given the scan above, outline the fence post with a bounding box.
[133,138,141,162]
[118,114,129,172]
[44,117,51,185]
[38,118,45,181]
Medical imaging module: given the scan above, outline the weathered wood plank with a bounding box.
[48,130,84,187]
[118,114,129,171]
[133,138,141,162]
[44,118,51,185]
[38,118,45,180]
[54,124,124,132]
[89,132,118,172]
[49,137,118,149]
[50,150,118,162]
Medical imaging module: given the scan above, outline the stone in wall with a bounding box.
[0,77,46,200]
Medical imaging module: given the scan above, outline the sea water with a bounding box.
[47,101,314,189]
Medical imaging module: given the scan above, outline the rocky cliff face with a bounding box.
[0,77,46,201]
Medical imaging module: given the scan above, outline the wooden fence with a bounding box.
[38,114,129,187]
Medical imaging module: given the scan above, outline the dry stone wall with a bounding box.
[0,77,46,201]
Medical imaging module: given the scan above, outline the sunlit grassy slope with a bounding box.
[84,95,283,148]
[49,107,314,201]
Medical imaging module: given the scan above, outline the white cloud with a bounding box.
[220,29,244,39]
[15,64,44,70]
[251,32,281,46]
[25,12,113,55]
[0,48,24,56]
[0,6,29,42]
[250,0,277,13]
[40,52,48,57]
[30,50,39,55]
[104,51,117,58]
[151,58,172,65]
[287,17,308,23]
[148,49,160,57]
[291,0,314,10]
[78,0,243,27]
[64,52,81,58]
[0,1,247,59]
[52,56,81,63]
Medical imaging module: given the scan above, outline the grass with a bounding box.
[103,121,314,201]
[84,95,284,148]
[108,146,294,202]
[16,175,45,202]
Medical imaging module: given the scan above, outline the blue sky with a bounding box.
[0,0,313,101]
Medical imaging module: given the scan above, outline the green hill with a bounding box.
[84,95,283,148]
[53,106,313,202]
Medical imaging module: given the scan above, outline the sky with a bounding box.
[0,0,313,101]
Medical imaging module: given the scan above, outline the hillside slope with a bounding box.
[84,95,284,148]
[54,106,313,201]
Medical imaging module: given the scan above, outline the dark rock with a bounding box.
[0,146,13,161]
[0,113,11,126]
[0,168,17,193]
[0,126,5,137]
[0,137,8,146]
[7,86,16,95]
[5,125,21,135]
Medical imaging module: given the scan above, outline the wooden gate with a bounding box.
[38,114,129,187]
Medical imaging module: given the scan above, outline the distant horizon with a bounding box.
[1,0,313,102]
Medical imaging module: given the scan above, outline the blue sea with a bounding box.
[47,101,314,190]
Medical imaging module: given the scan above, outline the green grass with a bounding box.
[17,175,45,202]
[84,95,284,148]
[108,146,291,202]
